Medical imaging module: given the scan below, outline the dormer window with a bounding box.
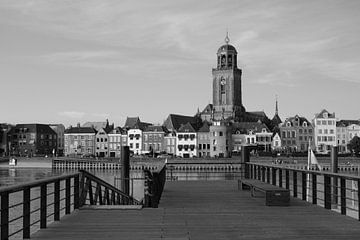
[287,122,291,127]
[303,122,307,127]
[323,112,328,118]
[262,128,267,133]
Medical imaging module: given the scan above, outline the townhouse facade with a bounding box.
[210,120,232,157]
[313,109,336,153]
[108,127,123,158]
[197,122,211,157]
[176,123,197,158]
[142,125,167,155]
[164,133,177,156]
[64,126,96,157]
[280,115,314,152]
[336,120,360,153]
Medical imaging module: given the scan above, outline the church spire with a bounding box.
[275,95,279,115]
[225,30,230,44]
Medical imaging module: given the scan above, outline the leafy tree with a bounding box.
[348,136,360,156]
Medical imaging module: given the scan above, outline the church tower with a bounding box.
[212,33,244,121]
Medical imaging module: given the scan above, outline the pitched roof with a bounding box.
[336,120,360,127]
[82,122,107,131]
[124,117,140,129]
[271,114,282,125]
[178,122,196,133]
[232,122,269,134]
[144,125,168,133]
[198,121,210,132]
[163,114,197,132]
[65,127,97,134]
[201,104,213,114]
[314,109,335,119]
[280,115,311,127]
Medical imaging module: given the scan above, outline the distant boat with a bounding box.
[9,158,17,166]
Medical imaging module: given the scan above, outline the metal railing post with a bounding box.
[340,178,346,215]
[285,170,290,189]
[312,174,317,204]
[272,168,276,186]
[1,192,9,240]
[302,172,307,201]
[293,172,298,198]
[279,169,283,187]
[54,180,60,221]
[324,175,331,209]
[74,175,80,209]
[65,178,71,214]
[40,184,47,229]
[23,187,31,238]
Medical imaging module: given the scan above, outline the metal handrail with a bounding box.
[246,162,360,220]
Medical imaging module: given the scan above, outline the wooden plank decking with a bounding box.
[31,181,360,240]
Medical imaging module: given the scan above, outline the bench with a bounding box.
[238,179,290,206]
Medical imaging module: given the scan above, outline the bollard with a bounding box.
[331,146,338,205]
[120,146,130,196]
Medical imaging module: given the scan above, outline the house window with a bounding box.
[219,131,223,136]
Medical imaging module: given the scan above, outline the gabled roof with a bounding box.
[198,121,210,133]
[337,120,360,127]
[124,117,140,129]
[109,127,124,134]
[315,109,335,119]
[271,114,282,125]
[163,114,197,132]
[232,122,269,134]
[248,111,267,118]
[65,127,97,134]
[280,115,311,127]
[178,122,196,133]
[82,122,107,131]
[201,104,213,114]
[144,125,168,133]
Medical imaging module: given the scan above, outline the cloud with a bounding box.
[58,111,85,119]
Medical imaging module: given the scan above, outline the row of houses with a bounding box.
[1,110,359,158]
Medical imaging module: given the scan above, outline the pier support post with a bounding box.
[120,146,130,196]
[241,146,250,179]
[331,146,338,205]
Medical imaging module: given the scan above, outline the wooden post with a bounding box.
[121,146,130,195]
[1,192,9,240]
[331,146,338,205]
[241,146,250,179]
[23,187,31,239]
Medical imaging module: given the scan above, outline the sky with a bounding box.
[1,0,359,127]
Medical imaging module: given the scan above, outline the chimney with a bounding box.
[77,123,80,128]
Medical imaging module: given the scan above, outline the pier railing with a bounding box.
[0,170,140,240]
[144,164,166,208]
[0,173,80,239]
[246,162,360,220]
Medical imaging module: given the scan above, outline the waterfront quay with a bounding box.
[31,180,360,240]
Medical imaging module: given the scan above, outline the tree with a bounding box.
[347,136,360,156]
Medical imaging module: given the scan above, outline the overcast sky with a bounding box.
[1,0,359,127]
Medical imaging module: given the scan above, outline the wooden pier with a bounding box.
[31,180,360,240]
